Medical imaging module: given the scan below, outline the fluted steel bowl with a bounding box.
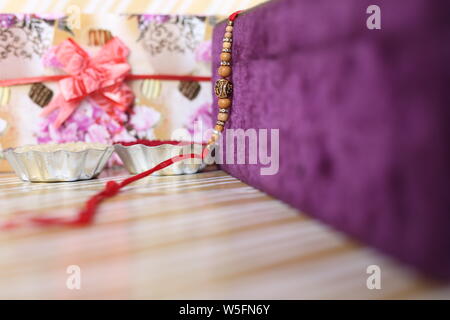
[4,145,114,182]
[114,142,205,176]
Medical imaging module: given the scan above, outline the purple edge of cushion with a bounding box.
[211,0,450,279]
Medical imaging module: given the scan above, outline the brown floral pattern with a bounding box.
[0,16,54,60]
[134,15,206,56]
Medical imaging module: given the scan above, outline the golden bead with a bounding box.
[218,98,231,108]
[220,52,231,61]
[214,124,224,132]
[218,112,229,122]
[224,32,232,38]
[218,66,231,77]
[223,42,232,49]
[214,79,233,98]
[226,26,233,32]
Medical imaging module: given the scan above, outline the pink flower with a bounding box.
[35,13,65,20]
[112,129,136,143]
[42,45,64,68]
[195,40,212,63]
[36,110,79,143]
[129,105,161,139]
[185,102,213,142]
[0,14,17,28]
[140,14,171,25]
[70,101,95,131]
[85,124,111,144]
[48,122,79,143]
[35,99,132,146]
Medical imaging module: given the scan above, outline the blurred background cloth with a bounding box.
[0,0,266,14]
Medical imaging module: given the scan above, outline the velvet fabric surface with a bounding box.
[212,0,450,279]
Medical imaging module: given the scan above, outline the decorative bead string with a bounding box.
[208,10,242,146]
[0,11,242,230]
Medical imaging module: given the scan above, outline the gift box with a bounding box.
[212,0,450,278]
[0,13,219,171]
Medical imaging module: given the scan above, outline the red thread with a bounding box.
[1,152,204,229]
[126,74,211,82]
[0,75,69,87]
[103,181,121,196]
[0,74,211,87]
[229,10,242,21]
[116,140,202,147]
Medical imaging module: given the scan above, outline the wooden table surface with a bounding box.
[0,169,448,299]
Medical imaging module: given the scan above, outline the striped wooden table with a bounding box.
[0,169,448,299]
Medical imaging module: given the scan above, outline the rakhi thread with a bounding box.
[209,10,242,144]
[30,152,205,227]
[0,151,208,229]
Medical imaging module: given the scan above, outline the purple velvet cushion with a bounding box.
[212,0,450,279]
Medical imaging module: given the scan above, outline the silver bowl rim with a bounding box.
[3,145,114,155]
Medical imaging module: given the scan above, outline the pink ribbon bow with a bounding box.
[41,37,134,128]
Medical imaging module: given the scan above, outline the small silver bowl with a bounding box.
[4,145,114,182]
[114,142,205,176]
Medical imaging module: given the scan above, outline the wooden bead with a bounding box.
[214,124,224,132]
[223,42,232,49]
[218,98,231,108]
[224,32,232,38]
[218,112,229,122]
[218,66,231,77]
[220,52,231,61]
[226,26,233,32]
